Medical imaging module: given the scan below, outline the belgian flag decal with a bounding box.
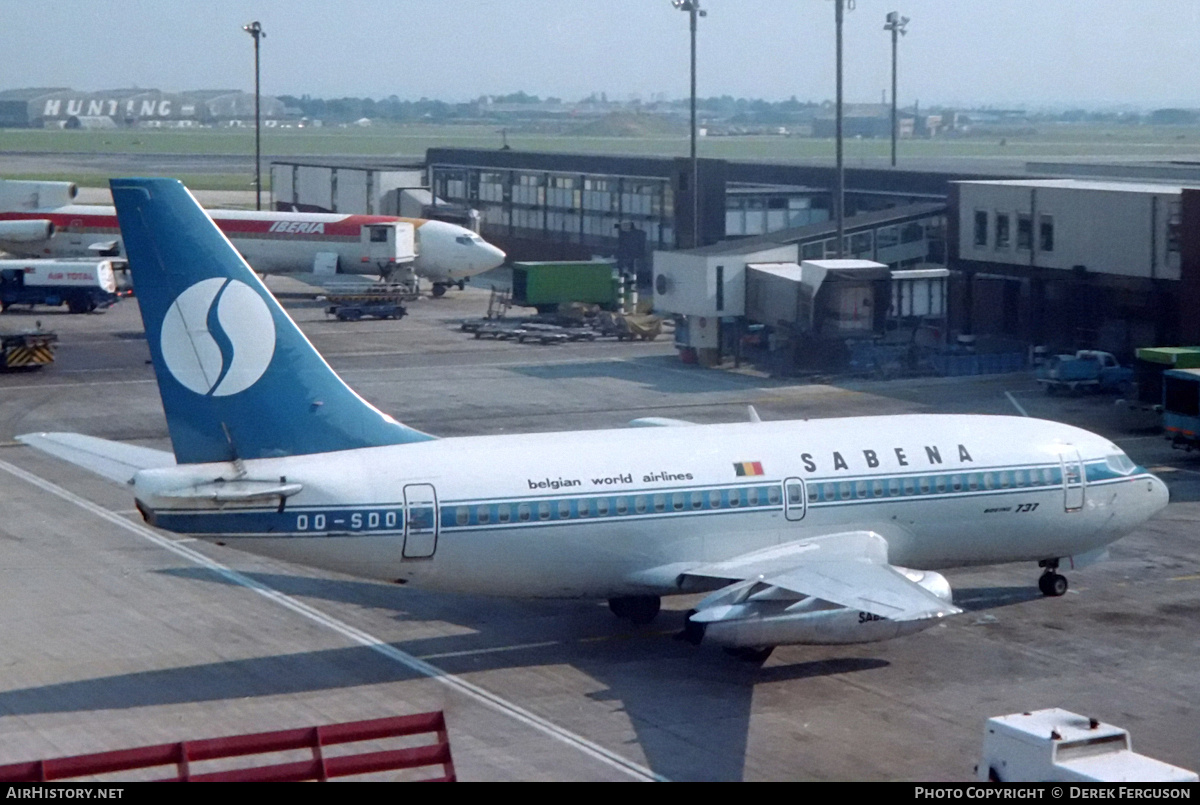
[734,461,764,477]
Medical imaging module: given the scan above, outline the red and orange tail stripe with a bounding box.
[733,461,764,477]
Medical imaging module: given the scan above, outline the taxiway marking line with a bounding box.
[1004,391,1029,417]
[0,458,665,783]
[0,379,156,392]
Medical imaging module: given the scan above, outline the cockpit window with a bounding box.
[1106,451,1137,475]
[455,234,474,245]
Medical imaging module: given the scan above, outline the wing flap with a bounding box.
[685,531,961,621]
[17,432,175,485]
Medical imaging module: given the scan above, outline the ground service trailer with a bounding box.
[0,260,121,313]
[510,261,619,312]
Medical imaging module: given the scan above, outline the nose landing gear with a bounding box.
[608,595,661,625]
[1038,559,1068,597]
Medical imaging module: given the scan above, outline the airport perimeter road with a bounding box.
[0,288,1197,780]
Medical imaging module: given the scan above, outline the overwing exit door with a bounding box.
[403,483,439,558]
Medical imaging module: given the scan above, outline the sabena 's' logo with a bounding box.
[160,278,275,396]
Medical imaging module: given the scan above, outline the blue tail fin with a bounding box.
[111,177,434,464]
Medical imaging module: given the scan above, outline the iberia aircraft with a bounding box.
[0,179,504,295]
[19,179,1170,662]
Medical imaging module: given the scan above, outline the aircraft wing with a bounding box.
[684,530,961,621]
[17,432,175,485]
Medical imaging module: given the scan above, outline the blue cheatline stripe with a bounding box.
[149,461,1147,539]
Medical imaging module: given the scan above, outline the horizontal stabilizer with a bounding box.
[17,432,175,485]
[157,478,303,502]
[686,531,961,622]
[628,417,697,427]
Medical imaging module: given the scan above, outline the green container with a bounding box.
[511,261,619,311]
[1135,347,1200,368]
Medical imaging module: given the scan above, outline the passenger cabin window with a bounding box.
[477,505,490,524]
[769,486,782,505]
[578,499,590,517]
[498,504,511,523]
[558,501,571,519]
[538,502,551,520]
[597,498,611,516]
[691,492,704,510]
[456,507,469,526]
[517,503,531,522]
[616,497,629,515]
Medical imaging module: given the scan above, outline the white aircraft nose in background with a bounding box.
[415,219,506,287]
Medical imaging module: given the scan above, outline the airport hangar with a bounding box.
[0,87,289,129]
[273,148,1200,367]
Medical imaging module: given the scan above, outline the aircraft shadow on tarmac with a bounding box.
[0,567,904,782]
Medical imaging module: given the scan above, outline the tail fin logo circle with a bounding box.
[160,278,276,397]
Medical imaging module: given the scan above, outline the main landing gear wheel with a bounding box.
[723,646,775,663]
[608,595,661,625]
[1038,559,1068,597]
[431,283,447,298]
[1039,572,1068,597]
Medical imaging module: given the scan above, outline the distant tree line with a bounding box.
[275,92,1200,127]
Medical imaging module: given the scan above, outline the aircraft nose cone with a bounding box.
[1149,473,1170,514]
[482,243,505,270]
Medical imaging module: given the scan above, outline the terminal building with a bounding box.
[273,146,1200,367]
[948,178,1200,354]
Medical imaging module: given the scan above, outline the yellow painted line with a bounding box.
[1168,574,1200,582]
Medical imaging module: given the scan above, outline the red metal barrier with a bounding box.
[0,711,455,782]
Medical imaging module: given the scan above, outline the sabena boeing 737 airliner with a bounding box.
[19,178,1170,662]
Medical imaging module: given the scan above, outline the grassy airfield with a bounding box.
[6,122,1200,190]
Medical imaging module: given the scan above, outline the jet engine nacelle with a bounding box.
[0,219,55,243]
[690,568,954,647]
[0,179,77,212]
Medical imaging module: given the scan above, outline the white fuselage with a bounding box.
[130,415,1169,599]
[0,205,505,285]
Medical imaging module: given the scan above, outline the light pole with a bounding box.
[673,0,705,248]
[884,11,909,168]
[243,21,265,210]
[834,0,845,257]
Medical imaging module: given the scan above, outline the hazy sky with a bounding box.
[7,1,1200,109]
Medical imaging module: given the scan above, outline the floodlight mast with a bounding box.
[884,11,910,168]
[243,21,266,211]
[834,0,845,256]
[673,0,706,248]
